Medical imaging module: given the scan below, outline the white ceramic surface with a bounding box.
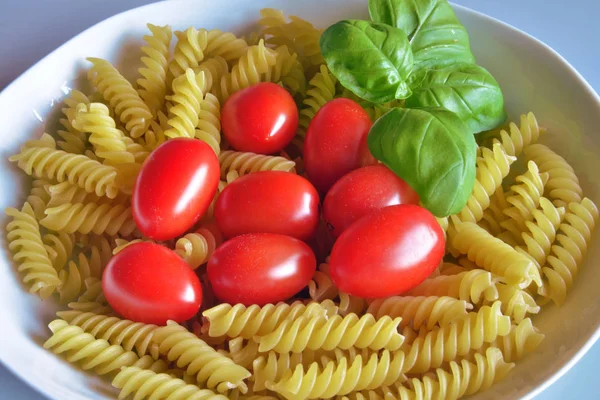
[1,1,599,399]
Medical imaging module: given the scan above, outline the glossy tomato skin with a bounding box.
[215,171,319,240]
[304,98,377,193]
[222,82,298,154]
[103,242,202,325]
[324,165,420,237]
[330,204,444,298]
[207,233,316,306]
[132,138,220,241]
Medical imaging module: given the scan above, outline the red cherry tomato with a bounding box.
[132,138,220,241]
[330,204,444,298]
[215,171,319,240]
[102,242,202,325]
[222,82,299,154]
[324,165,420,237]
[207,233,316,305]
[304,98,377,193]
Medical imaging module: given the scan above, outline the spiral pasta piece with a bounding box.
[218,150,296,178]
[500,161,549,242]
[202,300,336,339]
[87,58,152,138]
[137,23,172,114]
[169,27,209,81]
[41,201,136,236]
[63,279,113,316]
[454,143,516,224]
[496,284,540,323]
[258,8,296,50]
[297,65,337,139]
[56,310,159,359]
[43,231,74,271]
[72,102,135,164]
[47,181,99,208]
[265,45,306,96]
[479,187,509,236]
[197,56,229,93]
[452,222,541,288]
[542,198,598,305]
[112,366,228,400]
[195,93,222,155]
[524,143,583,208]
[57,90,91,154]
[205,29,248,62]
[406,270,499,306]
[257,312,404,353]
[143,110,169,150]
[27,179,51,220]
[338,293,368,317]
[44,319,140,375]
[9,141,119,198]
[366,296,473,330]
[227,338,260,369]
[516,197,566,267]
[153,321,251,393]
[57,252,102,304]
[286,15,324,68]
[217,40,278,101]
[5,202,60,298]
[487,112,544,158]
[403,302,511,374]
[485,318,544,363]
[308,262,339,301]
[175,226,220,269]
[165,69,208,139]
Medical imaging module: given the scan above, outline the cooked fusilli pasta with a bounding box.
[174,225,220,269]
[265,45,306,96]
[496,283,540,323]
[218,150,295,178]
[195,92,222,155]
[26,179,51,220]
[43,231,74,271]
[57,253,102,304]
[486,112,544,158]
[40,202,136,236]
[5,202,61,298]
[168,27,209,82]
[197,56,230,93]
[485,318,544,362]
[407,269,499,305]
[87,58,152,138]
[165,69,208,139]
[297,65,337,140]
[205,29,249,62]
[137,23,172,114]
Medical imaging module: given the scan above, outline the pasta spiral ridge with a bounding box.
[169,27,209,81]
[57,90,90,154]
[257,312,404,353]
[266,45,306,96]
[40,202,136,236]
[202,300,337,339]
[228,338,261,369]
[9,142,119,198]
[488,112,544,158]
[26,179,51,220]
[112,366,228,400]
[524,143,583,207]
[542,198,598,305]
[218,39,278,101]
[452,222,542,288]
[286,15,324,67]
[72,102,135,164]
[307,263,366,316]
[195,92,222,155]
[218,150,296,179]
[197,56,229,93]
[137,23,172,114]
[407,270,499,306]
[297,65,337,139]
[56,253,102,304]
[496,284,540,323]
[516,197,566,267]
[174,226,220,269]
[44,319,140,375]
[43,231,74,271]
[205,29,249,62]
[165,69,207,139]
[87,58,152,138]
[366,296,473,330]
[500,161,549,241]
[258,8,296,50]
[455,143,516,224]
[5,202,60,298]
[153,321,251,393]
[403,302,511,373]
[485,318,544,362]
[56,310,159,359]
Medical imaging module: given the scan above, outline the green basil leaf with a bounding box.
[320,20,414,103]
[407,64,506,133]
[369,0,475,71]
[368,107,476,217]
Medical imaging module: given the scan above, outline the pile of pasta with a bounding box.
[5,7,599,400]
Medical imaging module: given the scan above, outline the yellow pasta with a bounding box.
[486,112,544,158]
[257,312,404,353]
[87,58,152,138]
[218,150,296,178]
[165,69,208,139]
[137,23,172,114]
[258,8,296,50]
[174,225,220,269]
[266,45,306,96]
[366,296,473,330]
[407,269,499,305]
[168,27,209,82]
[227,338,260,369]
[112,366,228,400]
[452,222,542,288]
[307,262,366,316]
[524,143,584,208]
[205,29,249,62]
[152,321,251,393]
[485,318,544,362]
[40,202,136,236]
[197,56,230,93]
[57,90,90,154]
[195,92,222,155]
[202,300,336,339]
[5,202,61,298]
[297,65,337,140]
[56,253,102,304]
[43,231,74,271]
[27,179,51,220]
[496,283,540,323]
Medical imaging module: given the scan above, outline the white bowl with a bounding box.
[1,0,599,399]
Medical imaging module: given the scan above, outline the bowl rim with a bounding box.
[1,1,600,399]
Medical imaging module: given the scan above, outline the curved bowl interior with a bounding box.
[1,0,599,399]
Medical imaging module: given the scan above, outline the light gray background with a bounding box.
[1,0,599,399]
